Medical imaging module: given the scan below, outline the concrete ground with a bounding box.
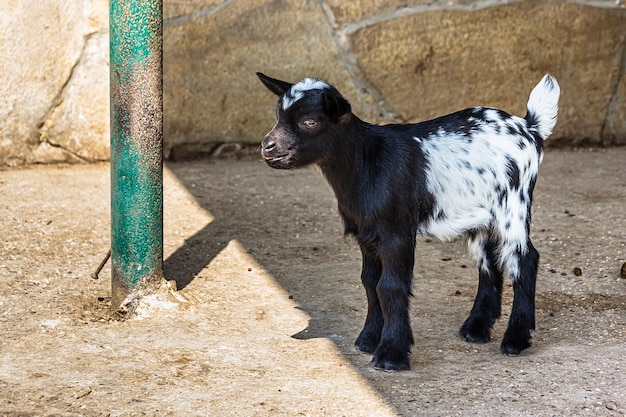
[0,147,625,416]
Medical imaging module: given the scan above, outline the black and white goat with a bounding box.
[257,72,559,371]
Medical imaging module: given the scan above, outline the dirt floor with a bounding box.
[0,147,625,416]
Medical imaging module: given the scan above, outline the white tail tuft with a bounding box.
[525,74,560,140]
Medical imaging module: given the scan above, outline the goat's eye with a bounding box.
[300,119,318,128]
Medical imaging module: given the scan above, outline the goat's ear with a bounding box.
[323,91,351,122]
[257,72,293,96]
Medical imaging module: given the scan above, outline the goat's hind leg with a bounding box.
[355,242,384,354]
[461,231,504,343]
[501,239,538,355]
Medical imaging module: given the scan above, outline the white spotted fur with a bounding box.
[418,76,559,280]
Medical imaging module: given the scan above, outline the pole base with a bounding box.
[109,268,166,320]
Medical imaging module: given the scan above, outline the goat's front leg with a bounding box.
[372,236,415,371]
[355,243,384,354]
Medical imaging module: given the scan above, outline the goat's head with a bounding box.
[257,72,351,169]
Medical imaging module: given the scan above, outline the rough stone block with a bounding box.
[0,0,108,166]
[39,32,110,162]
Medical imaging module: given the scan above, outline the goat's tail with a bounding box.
[525,74,560,141]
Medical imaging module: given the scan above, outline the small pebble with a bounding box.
[620,262,626,279]
[573,267,582,276]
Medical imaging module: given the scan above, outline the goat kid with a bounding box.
[257,72,559,371]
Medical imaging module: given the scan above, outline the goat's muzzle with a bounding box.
[261,133,290,167]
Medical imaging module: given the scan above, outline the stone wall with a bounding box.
[1,0,625,166]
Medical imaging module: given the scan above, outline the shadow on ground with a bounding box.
[163,160,368,341]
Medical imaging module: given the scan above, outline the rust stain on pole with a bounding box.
[110,0,164,318]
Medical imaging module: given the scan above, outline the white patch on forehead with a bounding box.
[282,78,329,110]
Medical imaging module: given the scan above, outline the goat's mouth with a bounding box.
[263,153,295,169]
[263,153,289,163]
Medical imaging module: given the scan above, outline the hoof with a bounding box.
[372,344,411,371]
[460,316,494,344]
[373,359,410,372]
[501,329,531,355]
[462,333,490,343]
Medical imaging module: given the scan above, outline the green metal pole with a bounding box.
[110,0,164,317]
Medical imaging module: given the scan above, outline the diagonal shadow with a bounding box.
[163,159,369,342]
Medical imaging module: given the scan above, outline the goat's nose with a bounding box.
[263,138,277,155]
